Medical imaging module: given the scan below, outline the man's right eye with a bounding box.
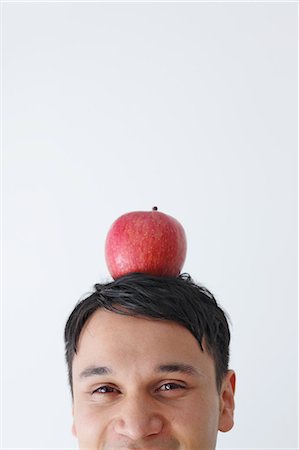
[92,385,119,394]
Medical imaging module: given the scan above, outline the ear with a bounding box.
[218,370,236,432]
[72,404,77,438]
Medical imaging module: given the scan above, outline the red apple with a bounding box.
[105,207,187,279]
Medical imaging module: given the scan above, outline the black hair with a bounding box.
[64,272,231,398]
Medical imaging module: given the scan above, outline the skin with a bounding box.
[72,309,236,450]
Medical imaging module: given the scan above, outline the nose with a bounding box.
[113,395,164,440]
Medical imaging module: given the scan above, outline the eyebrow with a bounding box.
[79,362,201,380]
[79,366,113,379]
[155,363,201,377]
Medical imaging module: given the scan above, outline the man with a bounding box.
[64,273,236,450]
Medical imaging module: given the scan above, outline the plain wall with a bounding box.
[2,1,298,449]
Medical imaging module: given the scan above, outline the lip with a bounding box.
[103,434,181,449]
[105,443,179,450]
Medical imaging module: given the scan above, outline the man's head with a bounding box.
[64,273,235,449]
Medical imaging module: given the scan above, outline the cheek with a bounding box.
[171,394,220,447]
[74,403,110,447]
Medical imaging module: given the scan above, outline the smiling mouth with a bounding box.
[107,448,177,450]
[104,440,181,450]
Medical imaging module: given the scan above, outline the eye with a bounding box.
[158,382,186,392]
[92,385,120,395]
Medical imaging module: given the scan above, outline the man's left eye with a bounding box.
[159,383,185,391]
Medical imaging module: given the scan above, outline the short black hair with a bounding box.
[64,273,231,398]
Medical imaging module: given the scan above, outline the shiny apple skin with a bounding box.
[105,210,187,279]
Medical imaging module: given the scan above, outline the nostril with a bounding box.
[149,416,164,434]
[114,414,164,440]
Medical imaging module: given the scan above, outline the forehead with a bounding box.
[80,308,196,343]
[72,309,216,381]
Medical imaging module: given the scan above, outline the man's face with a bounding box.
[72,309,235,450]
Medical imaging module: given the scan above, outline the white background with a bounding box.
[2,1,298,449]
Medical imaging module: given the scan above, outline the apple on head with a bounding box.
[105,207,187,279]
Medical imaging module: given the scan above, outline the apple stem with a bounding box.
[152,206,158,211]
